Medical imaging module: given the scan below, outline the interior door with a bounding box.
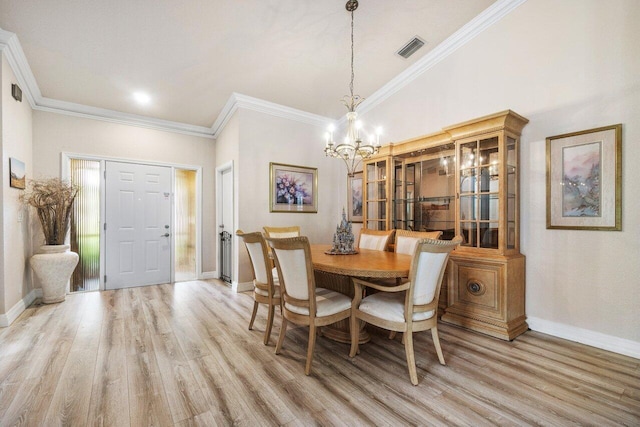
[105,161,172,289]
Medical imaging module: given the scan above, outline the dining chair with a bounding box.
[236,230,281,345]
[266,236,352,375]
[394,229,442,255]
[386,229,443,340]
[349,236,463,385]
[263,225,301,238]
[357,229,395,251]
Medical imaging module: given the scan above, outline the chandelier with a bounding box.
[324,0,381,177]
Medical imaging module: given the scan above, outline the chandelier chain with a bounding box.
[349,9,354,101]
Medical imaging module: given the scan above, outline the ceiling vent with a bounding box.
[396,36,425,59]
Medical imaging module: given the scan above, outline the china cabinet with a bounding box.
[361,110,529,340]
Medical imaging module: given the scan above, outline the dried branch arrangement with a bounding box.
[21,178,78,245]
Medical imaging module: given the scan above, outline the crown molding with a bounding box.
[0,28,40,107]
[211,92,331,138]
[34,97,215,138]
[356,0,527,117]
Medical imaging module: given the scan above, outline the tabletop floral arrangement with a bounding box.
[276,174,310,205]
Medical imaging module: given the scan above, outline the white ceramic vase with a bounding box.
[30,244,79,303]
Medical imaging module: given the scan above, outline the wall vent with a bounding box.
[396,36,425,59]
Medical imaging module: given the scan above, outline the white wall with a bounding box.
[363,0,640,347]
[0,53,33,317]
[32,111,217,273]
[222,109,347,285]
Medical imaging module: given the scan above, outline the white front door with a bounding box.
[105,161,172,289]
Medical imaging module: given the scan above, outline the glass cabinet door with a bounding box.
[506,136,518,250]
[365,159,388,230]
[458,136,500,249]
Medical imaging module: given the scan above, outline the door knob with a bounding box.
[161,233,170,237]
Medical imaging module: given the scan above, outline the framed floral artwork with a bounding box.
[546,124,622,230]
[347,171,363,222]
[270,162,318,213]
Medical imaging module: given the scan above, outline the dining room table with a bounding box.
[310,244,412,344]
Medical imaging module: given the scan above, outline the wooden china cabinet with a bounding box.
[362,110,529,340]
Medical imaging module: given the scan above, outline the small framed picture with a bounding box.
[546,124,622,230]
[9,157,26,189]
[270,162,318,213]
[347,171,363,223]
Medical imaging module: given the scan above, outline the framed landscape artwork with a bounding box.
[546,124,622,230]
[347,171,363,223]
[270,162,318,213]
[9,157,26,189]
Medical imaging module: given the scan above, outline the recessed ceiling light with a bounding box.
[133,91,151,105]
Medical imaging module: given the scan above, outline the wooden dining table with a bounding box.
[310,244,412,344]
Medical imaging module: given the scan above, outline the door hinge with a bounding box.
[104,170,106,179]
[104,223,107,231]
[104,275,107,283]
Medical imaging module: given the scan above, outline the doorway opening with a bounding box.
[175,168,197,282]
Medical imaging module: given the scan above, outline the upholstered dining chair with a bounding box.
[263,225,301,238]
[387,229,443,341]
[236,230,281,345]
[394,229,443,255]
[266,236,352,375]
[357,229,395,251]
[349,236,463,385]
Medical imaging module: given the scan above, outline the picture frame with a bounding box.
[546,124,622,230]
[270,162,318,213]
[347,171,363,223]
[9,157,26,189]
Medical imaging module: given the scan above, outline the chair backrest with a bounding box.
[394,229,443,255]
[358,229,395,251]
[266,236,316,312]
[263,226,301,238]
[408,236,463,307]
[236,230,273,287]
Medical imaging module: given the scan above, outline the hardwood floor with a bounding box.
[0,279,638,426]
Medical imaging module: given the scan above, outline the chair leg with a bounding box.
[349,314,360,357]
[263,304,275,345]
[389,331,397,340]
[305,324,317,375]
[275,317,288,355]
[431,326,446,365]
[248,301,259,330]
[404,331,419,386]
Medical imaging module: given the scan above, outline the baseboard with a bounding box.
[233,281,253,293]
[0,288,41,327]
[200,271,217,280]
[527,316,640,360]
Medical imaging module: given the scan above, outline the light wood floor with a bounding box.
[1,280,638,426]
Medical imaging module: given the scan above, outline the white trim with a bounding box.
[35,97,214,138]
[0,289,41,327]
[200,271,217,280]
[0,28,40,107]
[355,0,528,118]
[211,93,330,138]
[233,281,253,293]
[527,316,640,360]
